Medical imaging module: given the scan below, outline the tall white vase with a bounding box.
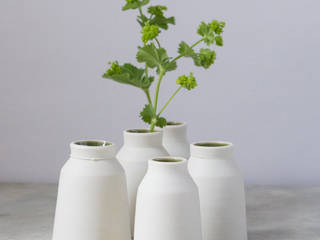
[52,140,131,240]
[117,129,169,235]
[161,122,190,158]
[188,142,247,240]
[134,157,202,240]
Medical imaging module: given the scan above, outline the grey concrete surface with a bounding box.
[0,183,319,240]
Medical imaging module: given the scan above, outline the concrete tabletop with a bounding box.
[0,183,319,240]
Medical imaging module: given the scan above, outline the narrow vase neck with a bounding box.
[163,122,187,139]
[190,142,233,160]
[70,140,116,160]
[147,157,188,175]
[123,130,163,147]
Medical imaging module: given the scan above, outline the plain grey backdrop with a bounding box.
[0,0,319,184]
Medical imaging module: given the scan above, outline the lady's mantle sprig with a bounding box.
[103,0,225,131]
[176,73,197,90]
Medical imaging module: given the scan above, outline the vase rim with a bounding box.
[191,141,233,148]
[150,156,186,165]
[71,140,114,149]
[165,121,186,127]
[70,140,116,160]
[125,129,161,134]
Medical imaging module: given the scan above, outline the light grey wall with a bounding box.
[1,0,319,184]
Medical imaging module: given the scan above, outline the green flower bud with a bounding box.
[176,72,197,90]
[141,21,160,43]
[106,61,122,75]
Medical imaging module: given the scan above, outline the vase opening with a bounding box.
[194,142,229,147]
[126,129,158,133]
[152,157,184,163]
[74,140,111,147]
[166,121,184,126]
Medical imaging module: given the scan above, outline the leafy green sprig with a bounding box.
[103,0,225,131]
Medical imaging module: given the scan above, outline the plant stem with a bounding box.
[149,67,165,132]
[145,64,148,77]
[158,86,183,116]
[144,89,152,105]
[191,38,204,48]
[138,7,143,18]
[155,38,161,48]
[153,68,165,113]
[172,38,204,62]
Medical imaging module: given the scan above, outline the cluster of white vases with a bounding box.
[52,123,247,240]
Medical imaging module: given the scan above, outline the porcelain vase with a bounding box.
[117,129,169,235]
[134,157,202,240]
[188,142,247,240]
[160,121,190,158]
[52,140,131,240]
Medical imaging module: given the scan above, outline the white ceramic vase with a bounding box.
[134,157,202,240]
[188,142,247,240]
[117,129,169,235]
[160,122,190,158]
[52,140,131,240]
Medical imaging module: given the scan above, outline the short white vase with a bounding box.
[160,122,190,158]
[52,140,131,240]
[188,142,247,240]
[134,157,202,240]
[117,129,169,235]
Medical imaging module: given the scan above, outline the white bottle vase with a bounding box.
[134,157,202,240]
[52,140,131,240]
[188,142,247,240]
[161,122,190,158]
[117,129,169,235]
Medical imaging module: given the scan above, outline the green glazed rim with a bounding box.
[126,129,159,133]
[74,140,111,147]
[166,121,184,126]
[194,142,230,147]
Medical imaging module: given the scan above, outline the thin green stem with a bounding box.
[138,7,143,18]
[191,38,204,48]
[172,38,204,62]
[149,67,165,132]
[144,89,152,105]
[155,38,161,48]
[145,64,148,77]
[153,68,165,112]
[158,86,183,116]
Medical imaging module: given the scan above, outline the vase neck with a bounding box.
[123,130,163,147]
[70,140,116,160]
[163,122,187,138]
[147,157,188,175]
[190,141,233,160]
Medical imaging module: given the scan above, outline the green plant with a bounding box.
[103,0,225,131]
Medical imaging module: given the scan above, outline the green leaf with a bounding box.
[139,104,167,128]
[136,43,176,72]
[156,117,167,128]
[136,43,160,68]
[178,41,196,57]
[148,5,167,16]
[194,48,216,69]
[197,20,225,46]
[150,15,175,30]
[103,62,154,89]
[122,0,150,11]
[140,104,155,124]
[137,14,149,27]
[215,35,223,46]
[197,21,215,45]
[162,60,177,72]
[148,5,175,30]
